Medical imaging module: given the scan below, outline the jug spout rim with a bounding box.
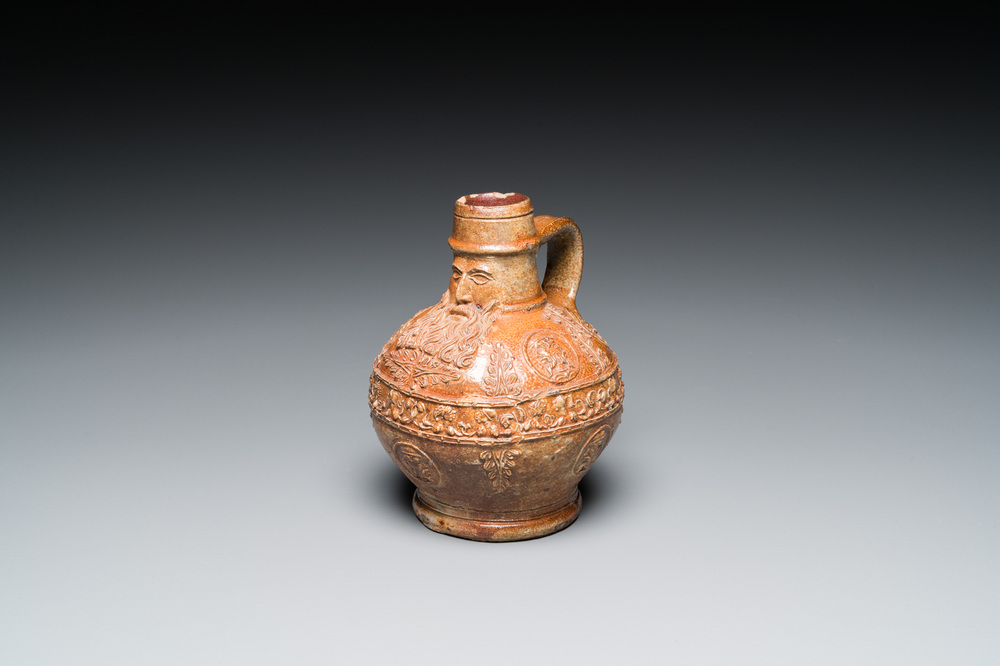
[455,192,533,219]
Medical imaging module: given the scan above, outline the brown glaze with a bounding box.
[370,193,623,541]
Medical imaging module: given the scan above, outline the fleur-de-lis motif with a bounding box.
[480,448,520,492]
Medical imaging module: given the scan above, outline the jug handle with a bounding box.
[534,214,583,314]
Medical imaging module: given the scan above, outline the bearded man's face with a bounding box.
[382,257,501,389]
[448,256,501,314]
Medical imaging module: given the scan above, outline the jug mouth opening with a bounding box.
[458,192,527,207]
[455,192,533,219]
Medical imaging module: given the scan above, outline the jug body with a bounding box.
[369,192,623,541]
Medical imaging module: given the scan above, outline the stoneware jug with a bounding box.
[369,192,623,541]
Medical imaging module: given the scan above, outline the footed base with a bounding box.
[412,491,582,542]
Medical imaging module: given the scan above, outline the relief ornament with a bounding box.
[370,193,623,541]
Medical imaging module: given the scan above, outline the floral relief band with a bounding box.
[370,367,623,443]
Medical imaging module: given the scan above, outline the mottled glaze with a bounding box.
[370,193,623,541]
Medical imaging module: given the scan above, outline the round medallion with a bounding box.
[522,330,580,384]
[573,425,612,475]
[393,441,442,487]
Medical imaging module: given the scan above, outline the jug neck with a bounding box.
[448,193,546,312]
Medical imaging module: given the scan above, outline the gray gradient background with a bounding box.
[2,13,998,665]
